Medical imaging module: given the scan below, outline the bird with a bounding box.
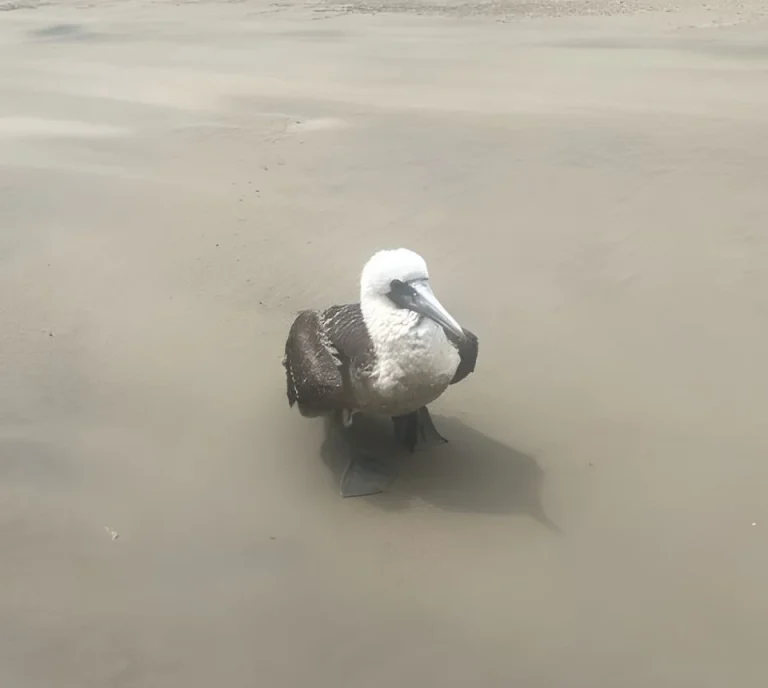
[282,248,478,497]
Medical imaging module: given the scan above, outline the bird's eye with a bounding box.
[389,279,415,296]
[386,279,418,309]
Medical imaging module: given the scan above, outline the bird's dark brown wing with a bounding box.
[283,309,347,415]
[446,327,479,385]
[320,303,376,374]
[283,304,375,415]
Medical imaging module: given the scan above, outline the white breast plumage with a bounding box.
[359,303,460,414]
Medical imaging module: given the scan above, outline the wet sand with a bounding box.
[1,1,768,686]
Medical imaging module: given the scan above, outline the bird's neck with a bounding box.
[361,294,449,355]
[360,295,459,387]
[361,295,419,346]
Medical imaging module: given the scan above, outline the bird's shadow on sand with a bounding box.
[320,413,557,530]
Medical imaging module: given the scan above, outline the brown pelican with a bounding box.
[283,248,478,497]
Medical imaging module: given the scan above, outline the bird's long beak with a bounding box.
[409,281,464,339]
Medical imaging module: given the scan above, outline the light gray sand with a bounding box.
[1,1,768,686]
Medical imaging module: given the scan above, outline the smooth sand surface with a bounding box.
[2,1,768,685]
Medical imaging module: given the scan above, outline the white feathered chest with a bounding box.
[356,304,460,415]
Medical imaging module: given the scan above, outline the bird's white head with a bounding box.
[361,248,429,298]
[359,248,463,339]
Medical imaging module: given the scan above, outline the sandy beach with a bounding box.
[1,0,767,685]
